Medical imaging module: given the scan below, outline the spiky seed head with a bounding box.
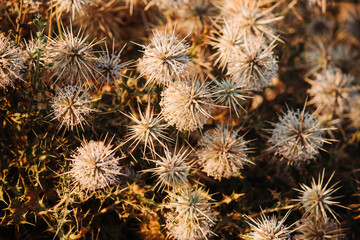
[160,76,214,132]
[307,67,357,118]
[68,137,124,192]
[197,125,253,180]
[54,0,96,17]
[245,210,293,240]
[227,35,278,90]
[45,27,100,86]
[294,216,344,240]
[346,94,360,129]
[165,187,215,240]
[139,30,191,87]
[269,106,331,165]
[123,101,172,154]
[0,34,24,89]
[144,145,190,191]
[211,77,250,117]
[307,0,327,13]
[218,0,283,41]
[344,9,360,43]
[294,170,344,221]
[209,18,244,70]
[96,44,130,84]
[50,85,96,131]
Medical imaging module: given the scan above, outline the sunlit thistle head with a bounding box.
[218,0,283,41]
[0,34,24,89]
[144,145,190,192]
[307,67,357,118]
[245,210,293,240]
[50,85,96,132]
[295,170,344,221]
[165,187,215,240]
[227,35,278,90]
[139,30,191,87]
[45,27,101,86]
[160,76,214,131]
[209,18,244,70]
[269,105,332,165]
[96,44,130,85]
[54,0,96,18]
[151,0,188,10]
[68,137,124,192]
[123,101,172,154]
[211,77,250,117]
[197,125,254,180]
[295,216,344,240]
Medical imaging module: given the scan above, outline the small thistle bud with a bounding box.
[0,34,24,89]
[45,28,101,86]
[165,187,215,240]
[269,105,331,165]
[139,30,191,87]
[144,145,190,191]
[123,101,172,154]
[294,216,344,240]
[96,44,130,85]
[245,210,293,240]
[160,76,214,131]
[197,125,254,180]
[211,77,250,117]
[294,170,345,221]
[68,137,124,192]
[227,36,278,90]
[307,67,357,118]
[50,85,96,131]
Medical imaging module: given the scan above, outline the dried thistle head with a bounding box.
[123,101,172,154]
[294,170,344,221]
[346,93,360,129]
[96,44,130,85]
[307,67,357,118]
[54,0,96,18]
[144,145,190,192]
[0,34,24,89]
[211,77,250,117]
[165,186,215,240]
[160,76,214,132]
[45,27,101,86]
[269,105,332,165]
[245,210,293,240]
[139,30,191,88]
[227,35,278,90]
[197,124,254,180]
[294,216,345,240]
[307,0,327,13]
[218,0,283,41]
[209,18,244,70]
[68,137,124,192]
[50,85,97,132]
[151,0,188,10]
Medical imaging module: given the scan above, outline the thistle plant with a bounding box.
[245,210,293,240]
[307,67,358,118]
[294,216,344,240]
[197,124,254,180]
[0,34,24,89]
[68,137,124,192]
[294,170,344,221]
[143,145,190,191]
[45,27,101,86]
[160,76,214,131]
[50,85,97,131]
[269,105,332,165]
[211,77,250,117]
[139,30,191,87]
[123,100,172,154]
[165,187,215,240]
[54,0,96,18]
[227,35,278,90]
